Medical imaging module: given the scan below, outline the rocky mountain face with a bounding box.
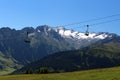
[17,36,120,73]
[0,25,119,74]
[35,25,114,48]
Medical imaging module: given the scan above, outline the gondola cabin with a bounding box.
[85,25,89,36]
[24,32,30,43]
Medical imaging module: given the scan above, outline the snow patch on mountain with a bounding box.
[53,27,108,40]
[36,26,111,40]
[37,29,41,32]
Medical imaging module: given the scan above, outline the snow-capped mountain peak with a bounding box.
[36,26,113,41]
[52,26,109,40]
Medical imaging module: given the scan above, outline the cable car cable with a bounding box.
[60,13,120,27]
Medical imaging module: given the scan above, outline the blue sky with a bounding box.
[0,0,120,34]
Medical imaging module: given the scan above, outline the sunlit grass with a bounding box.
[0,67,120,80]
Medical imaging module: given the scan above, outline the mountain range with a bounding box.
[0,25,119,75]
[16,36,120,73]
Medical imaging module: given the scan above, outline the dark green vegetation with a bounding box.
[1,67,120,80]
[18,36,120,74]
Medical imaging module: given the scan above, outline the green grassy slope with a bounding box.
[0,66,120,80]
[0,52,21,75]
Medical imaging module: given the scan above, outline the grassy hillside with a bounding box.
[0,52,22,75]
[0,67,120,80]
